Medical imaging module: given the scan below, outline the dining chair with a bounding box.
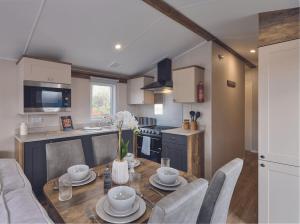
[197,158,243,224]
[148,179,208,224]
[46,139,86,180]
[91,133,118,166]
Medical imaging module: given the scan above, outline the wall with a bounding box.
[130,41,213,178]
[0,60,21,157]
[245,68,258,152]
[211,42,245,173]
[0,59,128,158]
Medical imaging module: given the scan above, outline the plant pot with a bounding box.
[112,159,129,185]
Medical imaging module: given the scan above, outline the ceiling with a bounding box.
[0,0,298,75]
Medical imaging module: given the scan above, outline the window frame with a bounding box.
[90,79,116,120]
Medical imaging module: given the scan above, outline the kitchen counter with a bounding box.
[161,127,205,136]
[15,126,123,143]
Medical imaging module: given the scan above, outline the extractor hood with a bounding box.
[141,58,172,93]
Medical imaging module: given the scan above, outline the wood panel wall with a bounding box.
[259,7,299,47]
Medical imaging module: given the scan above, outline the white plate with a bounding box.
[96,196,146,224]
[126,159,141,168]
[71,172,91,184]
[103,197,140,218]
[153,174,181,187]
[72,171,96,187]
[149,175,187,191]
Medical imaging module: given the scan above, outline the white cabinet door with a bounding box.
[173,66,204,103]
[259,40,300,166]
[259,161,300,223]
[127,77,154,104]
[20,57,71,84]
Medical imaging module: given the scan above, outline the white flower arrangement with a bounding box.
[114,111,140,160]
[114,111,139,134]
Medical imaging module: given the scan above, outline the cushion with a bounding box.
[4,188,53,223]
[0,159,31,194]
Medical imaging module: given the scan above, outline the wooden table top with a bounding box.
[43,159,197,223]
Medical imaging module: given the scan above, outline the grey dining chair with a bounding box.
[197,158,243,224]
[46,139,86,180]
[91,133,118,166]
[148,179,208,224]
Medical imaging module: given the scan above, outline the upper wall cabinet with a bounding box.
[127,77,154,104]
[173,66,204,103]
[17,57,72,84]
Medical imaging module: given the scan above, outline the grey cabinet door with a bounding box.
[162,142,187,172]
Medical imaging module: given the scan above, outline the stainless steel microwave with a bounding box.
[24,81,71,113]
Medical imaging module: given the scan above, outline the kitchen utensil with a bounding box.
[195,112,201,121]
[189,111,195,121]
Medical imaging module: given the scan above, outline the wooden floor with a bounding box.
[227,151,258,224]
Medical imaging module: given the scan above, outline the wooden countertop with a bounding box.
[161,127,205,136]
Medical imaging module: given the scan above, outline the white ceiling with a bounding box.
[0,0,298,75]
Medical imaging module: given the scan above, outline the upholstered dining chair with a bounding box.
[197,158,243,224]
[148,179,208,224]
[46,139,86,180]
[91,133,118,166]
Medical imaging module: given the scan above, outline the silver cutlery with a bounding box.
[144,184,165,197]
[136,191,155,208]
[85,207,99,223]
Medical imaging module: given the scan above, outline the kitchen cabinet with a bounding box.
[173,66,204,103]
[127,77,154,104]
[18,57,71,84]
[258,161,299,223]
[259,39,300,167]
[258,39,300,223]
[162,131,204,177]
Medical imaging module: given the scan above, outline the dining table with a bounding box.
[43,158,197,223]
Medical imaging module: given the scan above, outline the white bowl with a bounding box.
[67,164,89,181]
[156,167,179,184]
[107,186,136,212]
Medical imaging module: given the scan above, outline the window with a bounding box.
[90,80,116,119]
[154,104,163,115]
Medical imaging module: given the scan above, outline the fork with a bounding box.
[85,207,99,223]
[136,191,155,208]
[144,184,165,197]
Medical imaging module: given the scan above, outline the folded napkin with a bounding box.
[141,136,151,156]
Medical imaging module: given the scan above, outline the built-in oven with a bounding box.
[137,134,162,163]
[23,80,71,113]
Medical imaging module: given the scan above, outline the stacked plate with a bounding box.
[149,167,187,191]
[71,170,96,187]
[95,186,146,224]
[67,164,97,187]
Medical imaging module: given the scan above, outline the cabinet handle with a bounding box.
[260,164,265,167]
[260,155,265,159]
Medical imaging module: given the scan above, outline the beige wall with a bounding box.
[0,59,127,158]
[0,60,21,157]
[245,68,258,152]
[211,42,245,173]
[131,41,213,178]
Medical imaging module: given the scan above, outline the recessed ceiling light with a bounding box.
[114,43,122,50]
[250,49,256,53]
